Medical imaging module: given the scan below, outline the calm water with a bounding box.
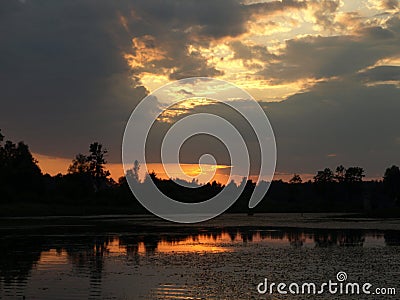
[0,214,399,299]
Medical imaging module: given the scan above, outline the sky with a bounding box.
[1,0,400,181]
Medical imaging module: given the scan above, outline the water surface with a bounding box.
[0,214,399,299]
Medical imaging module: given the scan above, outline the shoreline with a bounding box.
[1,212,400,231]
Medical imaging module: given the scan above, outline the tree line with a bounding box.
[0,130,399,215]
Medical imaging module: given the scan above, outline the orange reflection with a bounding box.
[37,249,69,270]
[156,242,228,253]
[107,235,231,255]
[32,231,319,265]
[105,238,127,255]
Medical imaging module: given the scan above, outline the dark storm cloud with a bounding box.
[119,0,307,80]
[264,79,400,177]
[0,0,149,162]
[122,0,307,39]
[2,0,399,180]
[143,100,263,177]
[0,0,309,164]
[243,0,307,18]
[229,41,276,69]
[125,0,248,39]
[161,77,400,178]
[257,16,400,84]
[359,66,400,83]
[168,51,224,80]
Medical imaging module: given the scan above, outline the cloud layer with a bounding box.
[1,0,399,178]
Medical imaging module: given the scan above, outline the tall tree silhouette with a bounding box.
[88,142,110,182]
[68,154,91,174]
[345,167,365,183]
[68,142,111,192]
[383,165,400,205]
[126,160,140,184]
[314,168,334,183]
[0,132,42,201]
[335,165,346,183]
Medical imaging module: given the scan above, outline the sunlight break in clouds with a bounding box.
[122,0,400,103]
[2,0,399,181]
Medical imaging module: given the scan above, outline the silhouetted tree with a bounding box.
[341,167,365,209]
[1,130,399,215]
[88,143,110,181]
[68,154,90,174]
[345,167,365,183]
[0,134,43,201]
[335,165,346,183]
[126,160,140,184]
[314,168,334,183]
[383,165,400,205]
[313,168,336,207]
[290,174,302,184]
[67,142,111,192]
[133,160,140,181]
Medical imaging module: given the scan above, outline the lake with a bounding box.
[0,214,399,299]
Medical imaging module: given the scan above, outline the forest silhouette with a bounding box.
[1,129,399,217]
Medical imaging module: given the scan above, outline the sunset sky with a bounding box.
[1,0,400,181]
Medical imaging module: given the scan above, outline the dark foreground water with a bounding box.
[0,214,399,299]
